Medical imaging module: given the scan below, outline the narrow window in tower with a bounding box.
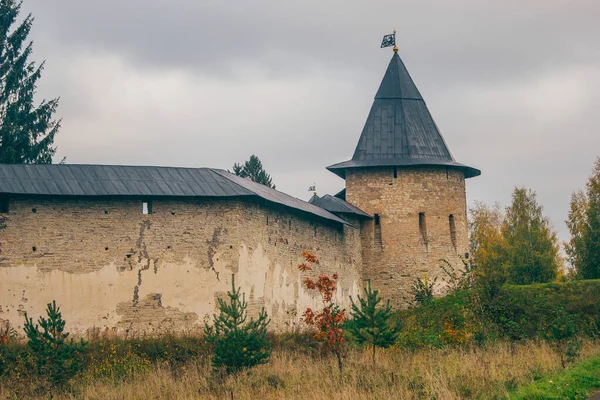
[393,166,398,179]
[374,214,382,247]
[142,201,152,215]
[419,212,428,248]
[449,214,457,250]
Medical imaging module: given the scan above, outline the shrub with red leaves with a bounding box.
[297,251,346,373]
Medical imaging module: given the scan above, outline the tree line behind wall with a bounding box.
[469,157,600,284]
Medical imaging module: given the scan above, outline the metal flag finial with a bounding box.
[380,31,397,51]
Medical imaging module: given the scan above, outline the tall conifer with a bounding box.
[0,0,60,164]
[232,155,275,188]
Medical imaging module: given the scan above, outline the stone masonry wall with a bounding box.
[0,196,362,335]
[346,167,469,307]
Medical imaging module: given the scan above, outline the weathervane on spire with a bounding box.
[381,30,398,52]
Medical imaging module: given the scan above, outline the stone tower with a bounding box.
[327,49,481,306]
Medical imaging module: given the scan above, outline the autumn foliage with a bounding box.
[298,251,346,373]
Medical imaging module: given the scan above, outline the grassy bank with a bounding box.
[510,353,600,400]
[1,339,600,399]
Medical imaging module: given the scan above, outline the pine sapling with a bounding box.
[204,274,271,375]
[349,280,400,366]
[23,300,86,388]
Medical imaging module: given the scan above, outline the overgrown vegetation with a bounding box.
[409,275,436,306]
[2,337,600,399]
[2,254,600,398]
[399,280,600,349]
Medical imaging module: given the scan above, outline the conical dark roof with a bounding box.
[327,51,480,179]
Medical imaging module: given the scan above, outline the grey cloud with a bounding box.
[18,0,600,244]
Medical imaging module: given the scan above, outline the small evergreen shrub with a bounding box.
[23,301,86,388]
[348,281,400,365]
[204,275,271,375]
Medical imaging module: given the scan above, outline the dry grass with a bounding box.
[3,339,599,400]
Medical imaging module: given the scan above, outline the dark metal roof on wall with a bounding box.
[327,51,480,179]
[0,164,350,226]
[309,194,371,219]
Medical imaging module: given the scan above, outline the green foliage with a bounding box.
[204,275,271,374]
[565,189,588,272]
[545,308,583,368]
[396,290,475,349]
[469,201,508,290]
[348,281,400,365]
[232,154,275,188]
[509,354,600,400]
[23,301,86,387]
[409,275,436,306]
[0,0,61,164]
[396,280,600,349]
[439,257,475,293]
[502,187,561,284]
[569,157,600,279]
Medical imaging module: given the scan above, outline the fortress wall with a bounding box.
[346,167,469,306]
[0,196,362,335]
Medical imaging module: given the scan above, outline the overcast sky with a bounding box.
[21,0,600,243]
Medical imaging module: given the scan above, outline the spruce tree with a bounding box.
[23,301,86,388]
[502,187,561,284]
[349,281,400,366]
[0,0,60,164]
[204,275,271,374]
[232,154,275,188]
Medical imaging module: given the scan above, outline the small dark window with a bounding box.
[142,201,152,215]
[374,214,382,247]
[419,212,428,248]
[0,197,8,213]
[266,215,269,225]
[393,166,398,179]
[32,208,37,213]
[449,214,457,250]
